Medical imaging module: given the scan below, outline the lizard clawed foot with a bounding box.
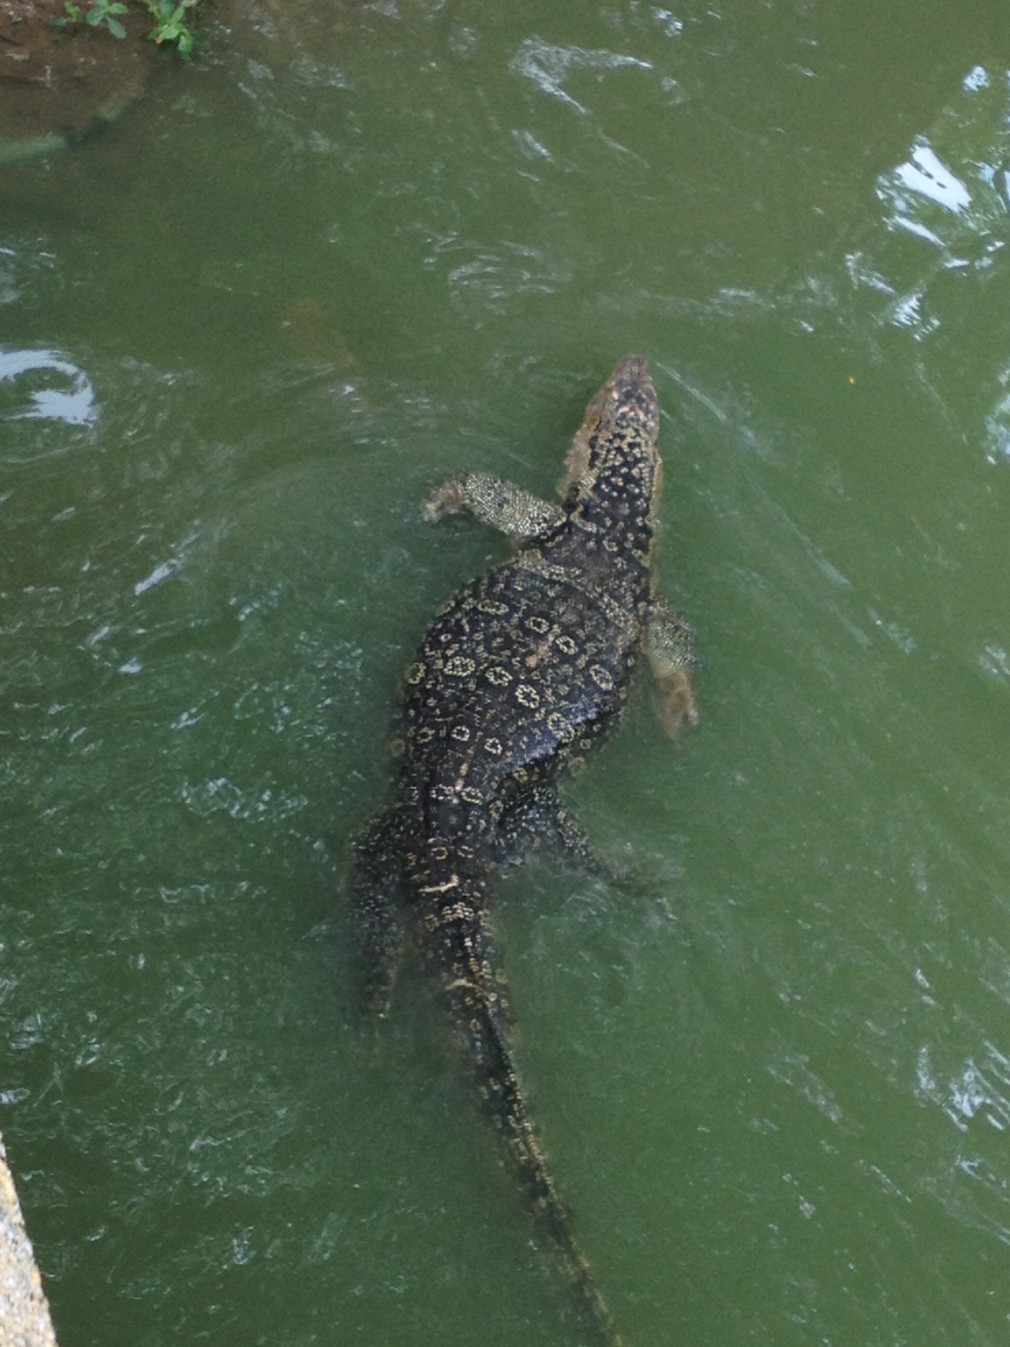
[423,472,470,523]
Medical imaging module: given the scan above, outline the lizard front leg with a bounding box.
[424,471,564,540]
[646,599,700,737]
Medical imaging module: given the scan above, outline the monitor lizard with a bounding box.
[347,354,697,1345]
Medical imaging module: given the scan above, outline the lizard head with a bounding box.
[560,355,663,546]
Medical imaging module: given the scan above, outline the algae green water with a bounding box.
[3,3,1010,1344]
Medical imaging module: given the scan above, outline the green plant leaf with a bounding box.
[144,0,201,58]
[107,16,126,36]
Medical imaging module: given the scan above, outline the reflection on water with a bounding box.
[0,348,97,434]
[845,64,1010,461]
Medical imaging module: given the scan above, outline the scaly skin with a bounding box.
[348,355,697,1346]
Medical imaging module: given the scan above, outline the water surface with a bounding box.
[3,3,1010,1344]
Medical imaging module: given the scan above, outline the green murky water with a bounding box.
[4,2,1010,1343]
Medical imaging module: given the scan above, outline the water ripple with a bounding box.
[509,36,652,115]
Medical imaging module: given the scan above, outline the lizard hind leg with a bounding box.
[493,785,633,886]
[347,811,409,1021]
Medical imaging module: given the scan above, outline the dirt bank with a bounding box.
[1,0,157,159]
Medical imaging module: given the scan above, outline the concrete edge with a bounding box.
[0,1130,58,1347]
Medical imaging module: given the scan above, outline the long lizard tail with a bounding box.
[426,890,625,1347]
